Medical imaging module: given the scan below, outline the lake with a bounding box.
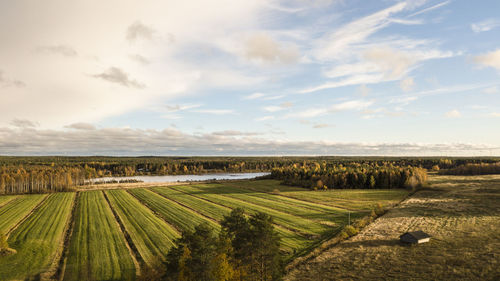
[89,172,270,183]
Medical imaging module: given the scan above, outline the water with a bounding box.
[89,172,270,183]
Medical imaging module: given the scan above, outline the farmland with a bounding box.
[0,179,410,280]
[0,193,74,280]
[285,175,500,280]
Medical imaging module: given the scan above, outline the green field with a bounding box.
[64,191,136,281]
[0,179,410,280]
[105,189,179,265]
[0,193,74,280]
[0,194,47,234]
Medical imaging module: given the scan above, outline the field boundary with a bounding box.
[149,188,221,224]
[0,196,18,209]
[166,186,313,238]
[52,192,79,281]
[6,194,49,238]
[126,190,183,235]
[102,191,143,277]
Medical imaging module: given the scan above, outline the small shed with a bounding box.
[399,231,431,244]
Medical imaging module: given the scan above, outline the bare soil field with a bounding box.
[285,175,500,281]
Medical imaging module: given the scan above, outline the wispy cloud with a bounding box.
[92,67,146,89]
[126,21,155,42]
[474,49,500,71]
[291,100,373,118]
[65,123,96,130]
[255,116,275,121]
[445,109,461,118]
[243,92,266,100]
[408,1,451,18]
[193,109,235,115]
[471,18,500,33]
[10,118,39,128]
[36,45,78,57]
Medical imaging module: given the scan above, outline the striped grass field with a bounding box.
[128,188,220,232]
[166,184,328,236]
[105,189,179,265]
[0,194,47,234]
[0,195,17,207]
[64,191,136,281]
[150,186,311,253]
[0,193,74,280]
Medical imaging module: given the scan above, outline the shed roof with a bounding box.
[400,231,431,240]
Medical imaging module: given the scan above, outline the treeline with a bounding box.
[142,208,283,281]
[270,163,428,190]
[438,162,500,175]
[0,166,84,194]
[0,156,498,194]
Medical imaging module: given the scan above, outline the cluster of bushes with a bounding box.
[142,208,283,281]
[338,203,385,240]
[438,162,500,175]
[271,163,427,190]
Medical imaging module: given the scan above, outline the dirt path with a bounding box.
[285,175,500,281]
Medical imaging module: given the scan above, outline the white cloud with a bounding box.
[471,19,500,33]
[474,49,500,71]
[193,109,235,115]
[245,33,299,64]
[36,45,78,57]
[256,116,275,121]
[10,119,39,128]
[400,77,415,91]
[92,67,146,89]
[490,112,500,117]
[166,104,201,112]
[313,123,332,128]
[263,106,284,112]
[291,99,373,118]
[408,1,451,18]
[243,92,266,100]
[65,123,96,130]
[483,86,498,94]
[126,21,155,42]
[445,109,461,118]
[0,126,496,156]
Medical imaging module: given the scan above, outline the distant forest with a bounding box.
[0,156,499,194]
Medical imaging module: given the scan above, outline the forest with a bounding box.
[0,156,498,194]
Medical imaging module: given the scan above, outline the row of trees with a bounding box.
[145,208,283,281]
[438,162,500,175]
[270,163,428,190]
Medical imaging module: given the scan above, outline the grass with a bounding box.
[105,189,179,265]
[64,191,136,281]
[0,195,17,207]
[0,194,47,233]
[128,188,220,232]
[167,184,330,236]
[235,180,409,210]
[0,193,75,280]
[286,175,500,280]
[151,186,312,254]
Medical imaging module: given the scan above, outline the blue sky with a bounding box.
[0,0,499,155]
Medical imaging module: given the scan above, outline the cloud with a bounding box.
[390,96,418,106]
[490,113,500,117]
[364,47,414,79]
[212,130,261,136]
[166,104,201,112]
[474,49,500,71]
[263,106,284,112]
[313,123,331,128]
[126,21,155,42]
[65,122,96,130]
[280,102,293,108]
[36,45,78,57]
[192,109,235,115]
[471,19,500,33]
[400,77,415,91]
[0,126,497,156]
[129,54,150,65]
[92,67,146,89]
[0,71,25,88]
[245,33,299,64]
[331,100,373,111]
[243,92,266,100]
[10,119,39,128]
[483,86,498,94]
[256,116,275,121]
[291,99,373,118]
[445,109,461,118]
[408,1,451,18]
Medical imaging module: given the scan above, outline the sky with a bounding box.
[1,0,500,156]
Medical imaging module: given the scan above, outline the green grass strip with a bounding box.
[105,189,179,265]
[128,188,220,232]
[64,191,136,281]
[0,194,47,233]
[0,193,74,280]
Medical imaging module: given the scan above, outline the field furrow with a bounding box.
[0,193,75,280]
[167,184,327,236]
[128,188,220,232]
[150,186,311,253]
[64,191,136,281]
[0,195,17,208]
[0,194,47,234]
[105,189,179,265]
